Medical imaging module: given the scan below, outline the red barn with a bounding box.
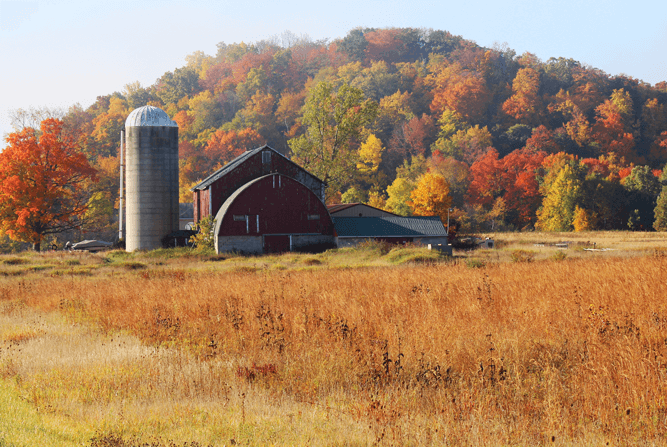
[191,145,325,224]
[213,174,334,254]
[191,145,333,254]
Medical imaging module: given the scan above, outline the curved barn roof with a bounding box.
[212,173,330,238]
[125,105,177,128]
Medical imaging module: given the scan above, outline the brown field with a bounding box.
[2,233,667,446]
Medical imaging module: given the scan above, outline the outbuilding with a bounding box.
[333,216,452,254]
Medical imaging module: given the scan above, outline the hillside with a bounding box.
[10,27,667,244]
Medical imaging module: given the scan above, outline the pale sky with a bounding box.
[1,0,666,146]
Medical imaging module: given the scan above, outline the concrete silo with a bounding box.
[124,105,179,251]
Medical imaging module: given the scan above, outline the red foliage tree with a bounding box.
[388,114,435,157]
[0,119,98,251]
[467,148,546,227]
[525,125,561,153]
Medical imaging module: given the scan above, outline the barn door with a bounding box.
[263,235,291,253]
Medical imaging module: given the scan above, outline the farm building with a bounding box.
[189,144,449,255]
[213,174,334,254]
[191,145,334,254]
[327,203,396,217]
[333,216,451,254]
[191,145,324,224]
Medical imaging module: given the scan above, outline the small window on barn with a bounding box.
[233,215,246,221]
[262,151,271,164]
[307,214,320,220]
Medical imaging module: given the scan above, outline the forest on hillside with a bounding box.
[9,27,667,243]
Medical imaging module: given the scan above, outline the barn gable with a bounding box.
[213,174,334,254]
[191,145,325,223]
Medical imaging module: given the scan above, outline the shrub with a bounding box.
[118,261,147,270]
[466,258,486,269]
[551,251,567,261]
[3,257,28,265]
[189,216,215,252]
[653,247,667,258]
[511,249,536,263]
[356,239,394,255]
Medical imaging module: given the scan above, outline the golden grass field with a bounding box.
[2,232,667,446]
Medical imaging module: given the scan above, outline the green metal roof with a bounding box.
[333,216,447,238]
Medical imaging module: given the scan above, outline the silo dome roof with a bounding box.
[125,105,177,127]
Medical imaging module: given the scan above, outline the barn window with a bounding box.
[307,214,320,220]
[233,215,246,221]
[262,151,271,164]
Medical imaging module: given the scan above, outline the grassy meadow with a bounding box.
[2,233,667,446]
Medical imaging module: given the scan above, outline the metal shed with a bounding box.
[333,216,451,254]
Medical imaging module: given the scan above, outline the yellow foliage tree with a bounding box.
[357,134,385,175]
[408,172,452,223]
[385,177,416,216]
[536,164,584,231]
[573,205,596,232]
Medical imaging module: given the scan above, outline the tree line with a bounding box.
[4,27,667,249]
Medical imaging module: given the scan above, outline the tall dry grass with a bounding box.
[2,252,667,445]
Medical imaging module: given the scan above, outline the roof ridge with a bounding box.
[191,145,269,191]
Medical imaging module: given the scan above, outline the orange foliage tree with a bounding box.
[364,29,407,63]
[204,128,264,166]
[592,89,635,159]
[502,67,544,126]
[0,119,98,251]
[429,64,491,122]
[408,172,452,222]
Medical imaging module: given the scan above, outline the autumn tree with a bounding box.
[536,163,584,231]
[90,96,129,159]
[429,63,491,122]
[388,114,433,158]
[408,172,452,223]
[384,155,427,215]
[653,165,667,231]
[525,125,561,153]
[205,128,264,166]
[572,205,596,231]
[592,89,635,159]
[0,119,98,251]
[466,147,545,229]
[622,165,661,229]
[385,177,416,216]
[428,154,470,209]
[289,81,378,198]
[356,133,386,187]
[433,124,494,164]
[502,67,544,126]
